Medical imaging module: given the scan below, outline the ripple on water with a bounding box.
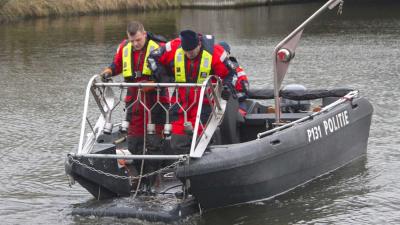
[1,2,400,224]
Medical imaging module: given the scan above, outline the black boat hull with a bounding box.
[176,97,373,209]
[65,144,132,199]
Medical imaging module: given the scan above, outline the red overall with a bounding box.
[235,66,249,94]
[110,39,168,137]
[154,38,230,135]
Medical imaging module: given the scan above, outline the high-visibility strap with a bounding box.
[174,47,212,83]
[166,42,172,52]
[122,40,160,78]
[196,50,212,84]
[122,42,133,78]
[142,40,159,76]
[219,50,227,62]
[174,48,186,83]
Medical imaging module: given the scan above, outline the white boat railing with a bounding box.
[76,74,226,159]
[257,90,358,139]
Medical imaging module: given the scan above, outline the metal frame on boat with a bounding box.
[73,75,225,159]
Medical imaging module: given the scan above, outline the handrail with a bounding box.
[257,90,358,139]
[190,76,225,158]
[71,153,187,160]
[94,82,205,87]
[78,74,99,153]
[77,74,225,158]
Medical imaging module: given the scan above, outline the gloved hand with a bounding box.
[241,80,250,94]
[100,67,113,82]
[238,80,250,101]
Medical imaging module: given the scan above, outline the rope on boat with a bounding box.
[132,93,149,200]
[67,154,187,181]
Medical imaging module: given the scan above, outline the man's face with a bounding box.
[184,44,201,60]
[127,31,147,50]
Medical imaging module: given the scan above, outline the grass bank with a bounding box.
[0,0,181,23]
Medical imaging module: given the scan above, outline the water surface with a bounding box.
[0,1,399,224]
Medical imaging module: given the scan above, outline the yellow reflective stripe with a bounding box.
[174,47,213,83]
[122,42,133,78]
[196,50,212,84]
[219,50,227,62]
[166,42,172,52]
[122,40,160,78]
[174,48,186,83]
[142,40,159,76]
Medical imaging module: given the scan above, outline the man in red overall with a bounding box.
[100,21,168,177]
[218,41,250,114]
[148,30,238,154]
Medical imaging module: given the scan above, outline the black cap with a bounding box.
[180,30,199,51]
[218,41,231,54]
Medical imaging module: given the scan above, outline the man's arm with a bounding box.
[212,45,237,84]
[148,39,180,83]
[211,45,239,99]
[235,66,250,100]
[100,40,125,79]
[147,45,168,82]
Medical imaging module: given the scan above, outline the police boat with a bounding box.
[65,0,373,221]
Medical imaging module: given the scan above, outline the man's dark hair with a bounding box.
[127,21,145,36]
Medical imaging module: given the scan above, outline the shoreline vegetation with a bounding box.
[0,0,323,24]
[0,0,181,23]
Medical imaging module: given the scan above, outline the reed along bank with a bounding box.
[0,0,180,23]
[0,0,325,23]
